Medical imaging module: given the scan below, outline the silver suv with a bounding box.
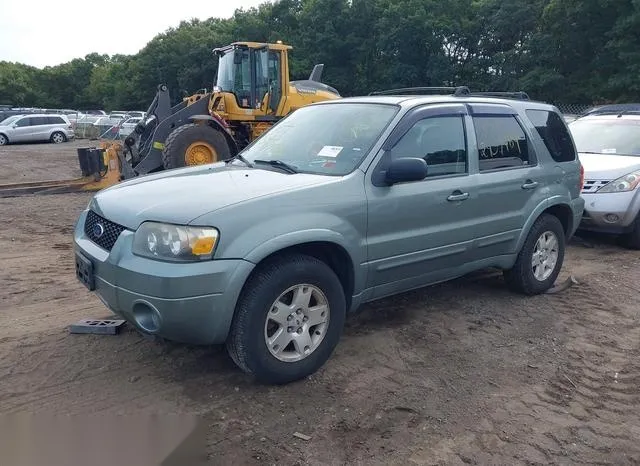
[568,104,640,248]
[0,114,74,145]
[73,88,585,384]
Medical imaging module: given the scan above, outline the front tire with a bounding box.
[504,214,566,295]
[621,215,640,250]
[226,254,346,385]
[162,123,231,170]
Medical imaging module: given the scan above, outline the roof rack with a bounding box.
[466,91,530,100]
[368,86,530,100]
[369,86,471,96]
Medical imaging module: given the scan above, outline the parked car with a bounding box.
[0,114,74,145]
[118,117,143,137]
[126,111,146,119]
[569,104,640,248]
[73,92,584,384]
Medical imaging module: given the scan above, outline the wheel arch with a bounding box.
[243,238,356,312]
[189,114,238,157]
[0,132,8,143]
[516,200,574,252]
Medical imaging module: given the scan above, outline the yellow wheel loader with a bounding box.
[0,41,340,197]
[118,41,341,179]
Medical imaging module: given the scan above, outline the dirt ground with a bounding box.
[1,141,639,465]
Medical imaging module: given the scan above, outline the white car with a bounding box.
[118,117,143,137]
[0,114,75,145]
[569,105,640,248]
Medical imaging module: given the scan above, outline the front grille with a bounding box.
[582,179,611,194]
[84,210,126,251]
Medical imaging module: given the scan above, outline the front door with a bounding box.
[365,103,479,298]
[11,116,33,142]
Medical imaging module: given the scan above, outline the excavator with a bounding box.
[0,41,341,197]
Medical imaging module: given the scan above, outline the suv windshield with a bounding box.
[570,119,640,157]
[237,103,398,176]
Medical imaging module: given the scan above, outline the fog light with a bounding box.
[604,213,620,223]
[132,301,161,333]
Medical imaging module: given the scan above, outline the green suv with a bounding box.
[73,88,585,384]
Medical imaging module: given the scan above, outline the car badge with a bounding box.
[93,223,105,238]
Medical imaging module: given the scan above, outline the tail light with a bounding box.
[579,164,585,191]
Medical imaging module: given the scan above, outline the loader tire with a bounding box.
[162,123,231,170]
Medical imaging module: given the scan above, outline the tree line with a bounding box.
[1,0,638,111]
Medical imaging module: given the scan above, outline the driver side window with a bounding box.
[388,115,468,177]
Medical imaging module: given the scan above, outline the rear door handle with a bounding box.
[521,180,539,190]
[447,191,469,202]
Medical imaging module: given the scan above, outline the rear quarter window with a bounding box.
[47,116,66,124]
[525,109,576,162]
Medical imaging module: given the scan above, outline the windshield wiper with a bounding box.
[253,159,298,174]
[225,153,253,167]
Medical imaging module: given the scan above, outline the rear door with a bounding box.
[31,116,51,140]
[365,103,479,298]
[466,103,548,261]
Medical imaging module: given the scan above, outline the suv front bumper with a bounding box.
[73,210,254,345]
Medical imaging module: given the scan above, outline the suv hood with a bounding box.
[578,153,640,180]
[89,163,333,230]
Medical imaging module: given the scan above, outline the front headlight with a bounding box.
[132,222,219,262]
[598,169,640,193]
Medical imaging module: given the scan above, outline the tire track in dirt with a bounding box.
[451,277,640,466]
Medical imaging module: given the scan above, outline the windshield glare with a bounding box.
[569,119,640,156]
[238,103,398,175]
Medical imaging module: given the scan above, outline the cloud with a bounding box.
[0,0,269,67]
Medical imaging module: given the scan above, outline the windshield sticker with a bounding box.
[602,148,617,153]
[317,145,343,158]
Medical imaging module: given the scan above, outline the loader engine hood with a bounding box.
[88,163,331,230]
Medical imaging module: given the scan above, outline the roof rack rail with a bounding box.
[465,91,530,100]
[368,87,530,100]
[368,86,471,96]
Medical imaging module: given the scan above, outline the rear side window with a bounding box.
[526,109,576,162]
[473,115,529,171]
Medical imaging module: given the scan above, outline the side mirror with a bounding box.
[385,157,428,185]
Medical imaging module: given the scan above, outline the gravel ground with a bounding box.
[0,141,639,465]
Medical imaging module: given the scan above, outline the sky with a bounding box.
[0,0,270,68]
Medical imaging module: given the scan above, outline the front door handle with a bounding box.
[522,180,539,190]
[447,191,469,202]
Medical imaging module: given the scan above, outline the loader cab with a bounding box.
[213,42,291,116]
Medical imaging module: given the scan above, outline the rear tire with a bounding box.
[226,254,346,385]
[0,134,7,146]
[504,214,566,295]
[162,123,231,170]
[50,131,66,144]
